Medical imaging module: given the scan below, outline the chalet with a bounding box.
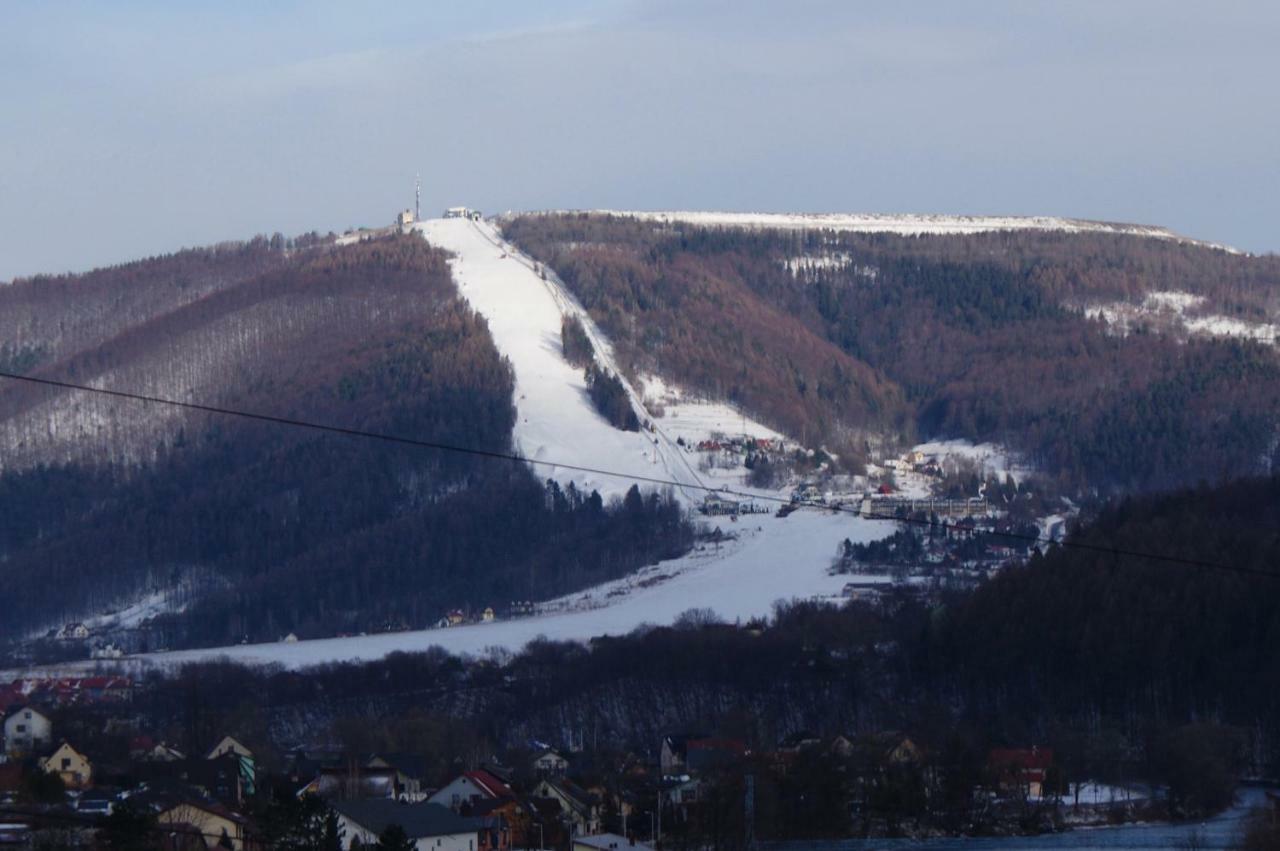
[367,753,429,801]
[989,746,1054,800]
[331,800,481,851]
[429,769,515,811]
[574,834,655,851]
[40,742,93,789]
[3,706,52,756]
[157,801,252,851]
[530,748,569,777]
[482,607,497,623]
[531,777,601,837]
[58,622,90,640]
[207,735,252,762]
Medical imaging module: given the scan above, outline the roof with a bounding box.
[331,800,480,839]
[989,747,1054,771]
[158,800,251,826]
[464,769,514,800]
[539,777,597,813]
[575,834,655,851]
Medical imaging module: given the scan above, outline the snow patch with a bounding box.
[1083,290,1279,346]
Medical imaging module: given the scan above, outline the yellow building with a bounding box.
[41,742,92,789]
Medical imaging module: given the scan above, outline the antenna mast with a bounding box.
[415,174,421,222]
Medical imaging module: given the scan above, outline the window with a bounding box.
[16,724,26,733]
[61,758,71,769]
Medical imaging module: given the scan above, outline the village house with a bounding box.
[157,801,252,851]
[207,735,252,762]
[531,777,601,837]
[40,741,93,789]
[331,800,482,851]
[3,706,52,756]
[482,607,497,623]
[530,748,569,777]
[988,746,1055,800]
[366,753,429,801]
[58,622,90,640]
[429,768,515,811]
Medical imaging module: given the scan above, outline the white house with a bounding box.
[530,748,568,777]
[4,707,52,756]
[331,800,481,851]
[428,769,513,811]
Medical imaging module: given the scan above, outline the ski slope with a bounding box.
[31,508,893,672]
[417,217,707,502]
[516,210,1238,252]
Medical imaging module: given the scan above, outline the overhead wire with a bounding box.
[0,369,1270,580]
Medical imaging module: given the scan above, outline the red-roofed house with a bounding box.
[428,769,515,811]
[988,746,1054,799]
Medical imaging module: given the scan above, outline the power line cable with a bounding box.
[0,369,1271,580]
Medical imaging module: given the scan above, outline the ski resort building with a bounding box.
[444,207,483,221]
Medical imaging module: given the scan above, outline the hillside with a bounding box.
[503,213,1280,491]
[0,234,691,649]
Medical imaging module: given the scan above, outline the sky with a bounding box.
[2,0,1278,280]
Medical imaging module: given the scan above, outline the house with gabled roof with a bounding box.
[156,800,252,851]
[429,769,515,811]
[3,706,52,756]
[331,799,481,851]
[531,777,600,837]
[40,741,93,789]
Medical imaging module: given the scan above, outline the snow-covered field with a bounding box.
[39,508,891,672]
[518,210,1238,252]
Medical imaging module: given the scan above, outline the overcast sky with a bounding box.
[3,1,1278,280]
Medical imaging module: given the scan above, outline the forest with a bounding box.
[53,475,1277,844]
[504,214,1280,492]
[0,235,692,648]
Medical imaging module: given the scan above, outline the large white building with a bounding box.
[3,706,52,756]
